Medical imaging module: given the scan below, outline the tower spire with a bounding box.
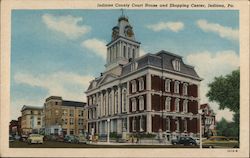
[121,8,124,17]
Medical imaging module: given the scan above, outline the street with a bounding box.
[9,140,199,148]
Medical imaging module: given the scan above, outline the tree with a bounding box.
[207,69,240,137]
[207,69,239,113]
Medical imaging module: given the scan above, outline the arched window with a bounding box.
[166,117,170,131]
[176,120,180,132]
[165,97,171,111]
[122,88,127,112]
[139,96,144,111]
[131,80,137,93]
[183,100,188,113]
[132,118,136,132]
[131,98,137,112]
[123,46,126,58]
[184,119,187,132]
[132,49,135,58]
[138,78,144,91]
[175,98,180,112]
[165,79,171,92]
[183,83,188,96]
[174,81,180,94]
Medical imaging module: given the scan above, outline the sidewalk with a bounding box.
[87,141,172,146]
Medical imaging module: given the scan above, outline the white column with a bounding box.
[126,82,130,113]
[118,86,121,114]
[107,48,110,64]
[100,92,103,117]
[146,73,152,111]
[111,88,114,115]
[127,117,130,133]
[117,119,122,134]
[147,113,152,133]
[106,92,109,116]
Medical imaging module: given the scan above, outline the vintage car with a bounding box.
[64,135,79,143]
[202,136,239,148]
[27,134,44,144]
[171,136,197,146]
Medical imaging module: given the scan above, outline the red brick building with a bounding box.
[86,15,202,142]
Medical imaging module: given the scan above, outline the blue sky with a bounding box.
[11,9,239,121]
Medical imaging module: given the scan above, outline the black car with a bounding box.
[171,136,197,146]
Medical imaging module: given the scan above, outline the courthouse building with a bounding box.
[86,15,202,141]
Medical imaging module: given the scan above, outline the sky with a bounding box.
[11,9,239,122]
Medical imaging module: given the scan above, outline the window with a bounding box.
[172,59,180,71]
[131,62,138,71]
[138,78,144,91]
[165,97,171,111]
[140,116,145,132]
[183,100,188,113]
[123,46,126,58]
[63,110,67,116]
[165,79,171,92]
[78,110,84,117]
[139,96,144,111]
[70,129,74,135]
[70,118,74,125]
[122,118,127,131]
[174,81,180,94]
[132,118,136,131]
[131,80,137,93]
[132,49,135,58]
[132,98,137,112]
[37,121,41,125]
[70,110,74,117]
[64,119,68,125]
[128,47,131,58]
[175,98,180,112]
[89,109,92,119]
[166,117,170,131]
[55,110,59,116]
[93,96,96,105]
[122,89,127,112]
[183,119,187,132]
[78,118,83,125]
[176,120,180,131]
[183,83,188,96]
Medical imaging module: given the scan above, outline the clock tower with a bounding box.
[105,14,141,71]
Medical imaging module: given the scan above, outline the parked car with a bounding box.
[191,137,200,145]
[27,134,44,144]
[9,135,14,142]
[171,136,197,146]
[202,136,239,148]
[14,135,21,140]
[78,134,87,144]
[20,135,28,142]
[64,135,79,143]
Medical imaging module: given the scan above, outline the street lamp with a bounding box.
[107,118,110,143]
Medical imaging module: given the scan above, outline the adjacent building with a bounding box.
[86,15,202,142]
[9,120,18,135]
[21,105,43,135]
[44,96,87,136]
[200,103,216,137]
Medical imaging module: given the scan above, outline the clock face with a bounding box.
[125,28,134,37]
[112,30,119,40]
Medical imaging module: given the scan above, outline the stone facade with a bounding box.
[44,96,87,136]
[21,105,43,135]
[86,15,202,142]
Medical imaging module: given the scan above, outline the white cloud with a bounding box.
[186,50,239,122]
[42,14,91,39]
[81,38,107,59]
[146,21,184,32]
[196,19,239,41]
[14,71,93,102]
